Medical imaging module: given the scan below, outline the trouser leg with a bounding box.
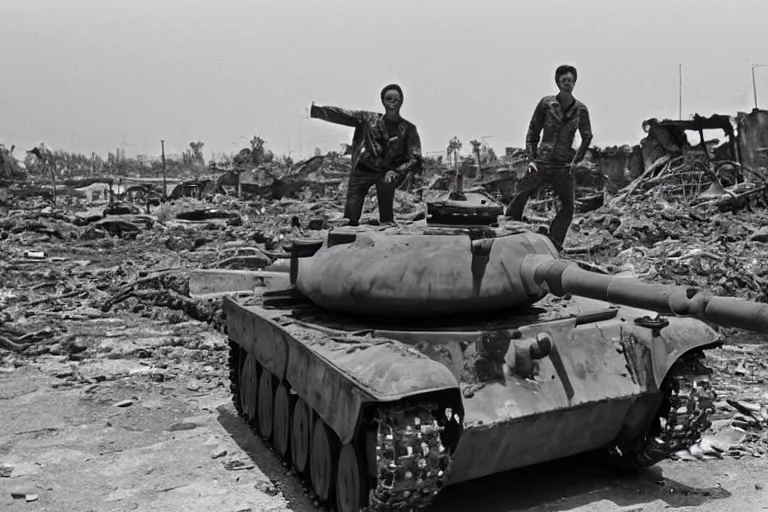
[344,170,375,225]
[549,168,575,249]
[504,167,546,219]
[374,176,396,223]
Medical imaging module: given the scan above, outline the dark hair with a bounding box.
[380,83,404,102]
[555,65,578,83]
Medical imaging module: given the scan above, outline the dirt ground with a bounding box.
[1,329,767,512]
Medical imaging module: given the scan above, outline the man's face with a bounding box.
[557,72,576,93]
[382,89,402,113]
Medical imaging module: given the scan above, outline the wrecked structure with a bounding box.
[737,108,768,174]
[239,155,349,200]
[594,110,768,191]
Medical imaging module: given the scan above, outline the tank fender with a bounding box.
[225,301,290,380]
[285,343,368,444]
[287,342,462,444]
[311,342,462,401]
[655,316,721,385]
[625,316,721,390]
[614,316,721,444]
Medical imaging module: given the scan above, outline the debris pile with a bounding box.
[678,344,768,461]
[559,149,768,302]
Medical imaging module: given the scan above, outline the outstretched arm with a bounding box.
[525,98,546,160]
[309,103,372,128]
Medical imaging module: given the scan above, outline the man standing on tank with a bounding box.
[505,65,593,251]
[309,84,422,226]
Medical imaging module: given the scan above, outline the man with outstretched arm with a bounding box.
[505,64,593,251]
[309,84,422,226]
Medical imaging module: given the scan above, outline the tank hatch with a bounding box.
[426,166,504,226]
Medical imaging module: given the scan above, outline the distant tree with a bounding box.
[446,136,462,169]
[190,141,205,164]
[249,135,274,165]
[233,148,252,168]
[27,143,58,204]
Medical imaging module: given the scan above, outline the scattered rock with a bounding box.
[749,226,768,243]
[114,399,134,408]
[10,489,38,500]
[254,480,279,496]
[223,459,255,471]
[728,399,762,414]
[168,422,197,432]
[210,448,227,459]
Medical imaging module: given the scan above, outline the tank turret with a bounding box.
[291,225,768,334]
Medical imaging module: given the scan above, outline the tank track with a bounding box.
[217,315,454,511]
[606,353,715,468]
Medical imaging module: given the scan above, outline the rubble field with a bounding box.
[2,152,768,510]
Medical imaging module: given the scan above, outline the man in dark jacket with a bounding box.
[310,84,422,226]
[505,65,593,250]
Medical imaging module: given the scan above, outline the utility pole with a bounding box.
[750,64,768,110]
[300,107,310,161]
[679,63,682,120]
[161,140,167,200]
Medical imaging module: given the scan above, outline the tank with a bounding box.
[209,217,768,512]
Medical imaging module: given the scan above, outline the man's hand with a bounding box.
[568,158,581,176]
[526,161,538,175]
[384,170,398,183]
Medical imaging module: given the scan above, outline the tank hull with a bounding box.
[220,280,721,507]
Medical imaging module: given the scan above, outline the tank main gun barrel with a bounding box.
[522,257,768,334]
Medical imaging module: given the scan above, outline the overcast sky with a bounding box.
[1,0,766,160]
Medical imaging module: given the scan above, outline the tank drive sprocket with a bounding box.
[604,352,716,469]
[367,405,454,511]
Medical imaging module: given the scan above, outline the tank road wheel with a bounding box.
[603,353,715,470]
[291,398,311,473]
[272,383,294,458]
[239,353,259,424]
[257,369,275,440]
[336,443,366,512]
[310,418,341,502]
